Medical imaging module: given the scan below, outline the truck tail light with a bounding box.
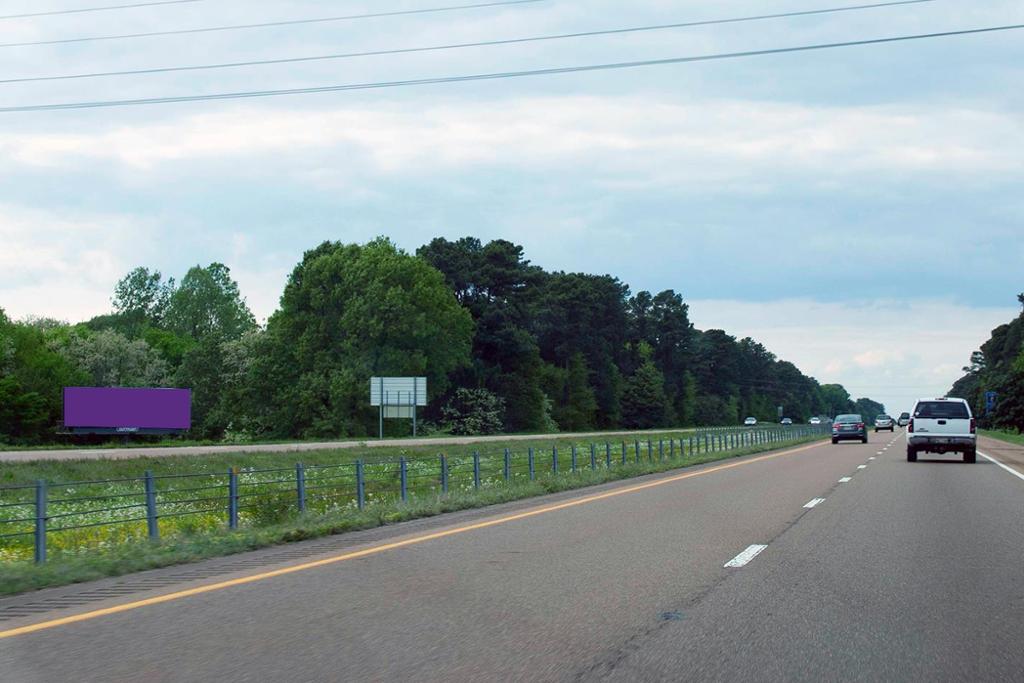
[908,419,914,433]
[970,418,976,434]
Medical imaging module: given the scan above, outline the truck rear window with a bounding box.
[914,401,969,419]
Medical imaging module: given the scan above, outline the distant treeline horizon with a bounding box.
[0,236,885,445]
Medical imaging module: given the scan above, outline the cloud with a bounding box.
[2,98,1020,187]
[0,204,156,321]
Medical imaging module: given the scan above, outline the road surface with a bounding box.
[1,430,1022,681]
[0,428,700,462]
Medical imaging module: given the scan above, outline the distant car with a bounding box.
[874,414,895,432]
[897,412,911,427]
[906,397,976,463]
[744,417,757,426]
[809,417,822,425]
[780,417,793,425]
[832,414,868,444]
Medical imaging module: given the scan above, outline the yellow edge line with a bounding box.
[0,440,824,639]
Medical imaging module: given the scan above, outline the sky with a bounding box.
[1,0,1022,415]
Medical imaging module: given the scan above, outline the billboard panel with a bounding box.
[63,387,192,431]
[369,377,427,407]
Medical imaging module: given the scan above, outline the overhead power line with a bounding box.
[0,0,937,85]
[0,0,202,21]
[0,0,544,48]
[2,22,1021,114]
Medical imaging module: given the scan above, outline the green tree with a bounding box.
[54,329,170,388]
[854,398,886,423]
[418,237,548,432]
[112,267,175,328]
[620,359,670,429]
[820,384,855,418]
[266,238,474,437]
[0,310,86,443]
[535,272,629,428]
[442,388,506,435]
[560,353,598,431]
[165,263,256,341]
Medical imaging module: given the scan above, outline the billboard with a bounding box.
[63,387,192,433]
[369,377,427,407]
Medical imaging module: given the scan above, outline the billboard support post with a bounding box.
[371,377,427,440]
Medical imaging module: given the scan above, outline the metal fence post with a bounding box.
[605,443,612,468]
[228,468,239,530]
[705,434,709,452]
[571,445,578,473]
[659,440,664,461]
[356,461,366,509]
[295,463,306,513]
[634,440,641,464]
[621,441,627,465]
[552,446,559,474]
[504,448,511,482]
[528,448,535,481]
[144,470,159,540]
[440,454,449,493]
[590,443,597,471]
[400,458,408,503]
[473,452,481,489]
[647,440,653,462]
[34,480,47,564]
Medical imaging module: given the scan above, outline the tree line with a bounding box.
[948,293,1024,431]
[0,237,882,444]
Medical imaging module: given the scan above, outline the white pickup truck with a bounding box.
[906,397,976,463]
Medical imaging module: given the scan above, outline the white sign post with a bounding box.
[370,377,427,439]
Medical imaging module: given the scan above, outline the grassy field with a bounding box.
[0,429,825,596]
[979,429,1024,446]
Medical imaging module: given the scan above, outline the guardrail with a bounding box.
[0,425,830,564]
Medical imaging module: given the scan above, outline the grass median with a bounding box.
[979,429,1024,447]
[0,432,825,597]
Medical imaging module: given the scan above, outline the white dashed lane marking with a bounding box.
[724,544,768,568]
[857,465,867,469]
[803,498,825,509]
[839,477,852,483]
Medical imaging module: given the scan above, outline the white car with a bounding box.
[906,397,976,463]
[809,417,822,425]
[743,417,757,427]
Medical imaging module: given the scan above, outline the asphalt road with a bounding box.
[0,428,699,462]
[2,430,1022,682]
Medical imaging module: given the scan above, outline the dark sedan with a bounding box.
[832,414,868,444]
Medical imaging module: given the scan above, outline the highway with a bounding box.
[2,431,1022,681]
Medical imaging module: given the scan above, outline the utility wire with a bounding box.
[0,0,544,48]
[1,22,1020,114]
[0,0,202,21]
[0,0,937,85]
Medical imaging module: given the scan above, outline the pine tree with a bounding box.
[621,360,670,429]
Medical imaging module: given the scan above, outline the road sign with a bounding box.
[370,377,427,407]
[370,377,427,438]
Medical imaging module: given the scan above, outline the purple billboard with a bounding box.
[63,387,192,432]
